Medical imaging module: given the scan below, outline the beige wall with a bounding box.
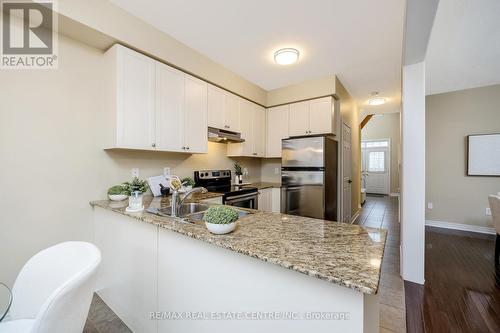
[266,75,336,106]
[426,84,500,228]
[335,78,361,216]
[362,113,401,193]
[57,0,267,105]
[0,34,260,286]
[261,159,282,183]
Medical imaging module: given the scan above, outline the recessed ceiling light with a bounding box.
[274,48,299,65]
[367,92,387,106]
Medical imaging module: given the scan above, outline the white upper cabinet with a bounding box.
[266,105,289,157]
[207,85,225,130]
[253,105,266,157]
[227,100,265,157]
[207,84,240,132]
[155,62,185,152]
[105,44,208,154]
[184,76,208,153]
[112,45,156,149]
[309,97,334,135]
[288,97,335,137]
[224,93,240,132]
[288,101,310,136]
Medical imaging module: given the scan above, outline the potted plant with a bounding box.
[203,206,239,234]
[123,177,149,212]
[233,162,243,184]
[107,184,128,201]
[181,177,195,191]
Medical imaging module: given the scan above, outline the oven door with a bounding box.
[224,192,258,210]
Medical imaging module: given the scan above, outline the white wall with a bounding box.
[400,62,426,284]
[0,34,261,287]
[362,113,401,194]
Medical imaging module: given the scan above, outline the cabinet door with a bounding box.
[288,101,310,136]
[184,76,208,153]
[253,105,266,157]
[238,99,254,156]
[207,85,225,130]
[266,105,289,157]
[116,47,156,149]
[309,97,333,135]
[155,63,185,151]
[258,188,272,211]
[224,93,240,132]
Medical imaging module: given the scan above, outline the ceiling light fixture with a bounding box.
[274,48,299,65]
[367,92,386,106]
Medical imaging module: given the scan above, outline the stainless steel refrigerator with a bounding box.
[281,135,338,221]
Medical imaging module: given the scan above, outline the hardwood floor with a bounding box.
[406,227,500,333]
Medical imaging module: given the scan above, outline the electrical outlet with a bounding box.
[163,167,171,177]
[427,202,433,210]
[274,167,280,175]
[486,207,492,216]
[131,168,139,178]
[243,168,249,176]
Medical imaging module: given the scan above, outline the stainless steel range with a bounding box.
[194,170,258,209]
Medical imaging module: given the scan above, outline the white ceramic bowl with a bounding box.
[108,194,128,201]
[205,221,237,235]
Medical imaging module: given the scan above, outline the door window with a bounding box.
[368,151,386,172]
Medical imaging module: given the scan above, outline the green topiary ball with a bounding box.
[203,206,239,225]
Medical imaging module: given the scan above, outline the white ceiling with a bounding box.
[426,0,500,95]
[110,0,404,111]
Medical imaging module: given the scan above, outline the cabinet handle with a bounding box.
[152,143,156,148]
[186,146,190,150]
[224,125,229,128]
[182,146,186,150]
[253,153,257,156]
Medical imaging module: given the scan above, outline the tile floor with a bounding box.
[356,195,406,333]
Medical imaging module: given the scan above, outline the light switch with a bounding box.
[131,168,139,178]
[427,202,433,210]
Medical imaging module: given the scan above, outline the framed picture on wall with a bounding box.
[467,133,500,176]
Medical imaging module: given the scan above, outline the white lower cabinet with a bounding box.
[258,187,281,213]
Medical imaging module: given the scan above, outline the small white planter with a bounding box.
[205,221,237,235]
[108,194,128,201]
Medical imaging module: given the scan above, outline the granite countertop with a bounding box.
[90,195,386,295]
[247,182,281,189]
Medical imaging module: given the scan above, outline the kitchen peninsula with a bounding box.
[91,196,386,333]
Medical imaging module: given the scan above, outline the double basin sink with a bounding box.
[147,203,250,225]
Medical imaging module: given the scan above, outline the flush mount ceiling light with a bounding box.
[367,92,387,106]
[274,48,299,65]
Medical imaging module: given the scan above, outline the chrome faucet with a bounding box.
[171,187,208,217]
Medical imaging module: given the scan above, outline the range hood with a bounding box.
[207,127,245,143]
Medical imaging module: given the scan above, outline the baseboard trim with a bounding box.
[425,220,496,235]
[351,211,360,224]
[389,192,400,197]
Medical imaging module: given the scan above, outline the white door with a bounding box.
[155,62,185,152]
[309,97,332,135]
[184,76,208,153]
[362,140,390,194]
[342,123,352,224]
[207,85,225,130]
[117,47,156,149]
[288,101,309,136]
[266,105,289,157]
[224,93,240,132]
[253,105,266,157]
